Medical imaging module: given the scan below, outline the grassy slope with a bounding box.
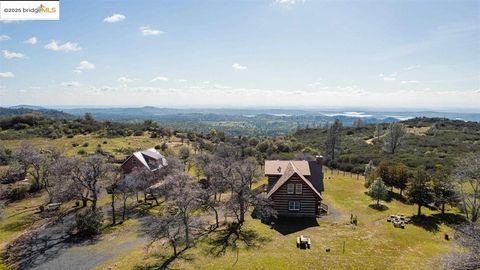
[0,193,45,249]
[93,171,458,270]
[0,134,191,160]
[0,193,46,270]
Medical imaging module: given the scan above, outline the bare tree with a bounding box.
[178,146,190,166]
[70,155,111,211]
[12,142,44,191]
[116,174,136,221]
[105,168,123,225]
[164,171,204,246]
[225,160,258,225]
[383,122,406,154]
[374,124,382,142]
[454,154,480,222]
[146,213,185,257]
[195,152,214,180]
[48,157,81,203]
[324,119,342,161]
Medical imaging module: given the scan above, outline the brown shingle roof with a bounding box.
[264,160,311,176]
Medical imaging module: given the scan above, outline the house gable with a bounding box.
[120,148,167,174]
[266,162,322,200]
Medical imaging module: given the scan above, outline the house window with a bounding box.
[287,183,295,194]
[132,158,137,165]
[288,201,301,211]
[295,184,303,194]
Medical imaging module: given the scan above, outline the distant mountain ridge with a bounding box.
[2,105,480,136]
[0,107,74,119]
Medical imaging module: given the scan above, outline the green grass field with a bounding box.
[88,170,459,270]
[0,135,463,270]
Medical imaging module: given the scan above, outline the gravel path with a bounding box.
[30,234,146,270]
[27,217,148,270]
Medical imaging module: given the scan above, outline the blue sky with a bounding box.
[0,0,479,109]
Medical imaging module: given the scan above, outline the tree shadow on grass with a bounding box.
[132,248,194,270]
[368,204,389,211]
[431,213,468,227]
[410,213,468,233]
[411,215,441,232]
[207,223,270,258]
[388,191,410,204]
[271,217,319,236]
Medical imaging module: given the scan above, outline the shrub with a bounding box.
[0,168,26,184]
[74,209,103,237]
[0,185,29,201]
[77,149,86,155]
[82,142,89,147]
[72,143,79,147]
[102,141,108,144]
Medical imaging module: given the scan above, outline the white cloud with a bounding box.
[45,41,82,52]
[140,26,164,36]
[177,79,187,83]
[60,81,80,87]
[118,76,135,83]
[24,36,37,45]
[103,14,126,23]
[75,60,95,73]
[400,80,420,84]
[0,72,15,78]
[307,79,324,87]
[0,35,10,41]
[379,72,397,81]
[273,0,305,7]
[232,63,247,70]
[150,76,169,82]
[2,50,26,59]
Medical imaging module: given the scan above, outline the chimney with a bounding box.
[315,155,323,169]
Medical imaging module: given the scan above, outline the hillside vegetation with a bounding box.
[293,117,480,173]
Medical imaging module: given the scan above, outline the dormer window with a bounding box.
[287,183,294,194]
[295,184,303,194]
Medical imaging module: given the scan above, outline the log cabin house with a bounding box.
[265,156,327,217]
[120,148,168,174]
